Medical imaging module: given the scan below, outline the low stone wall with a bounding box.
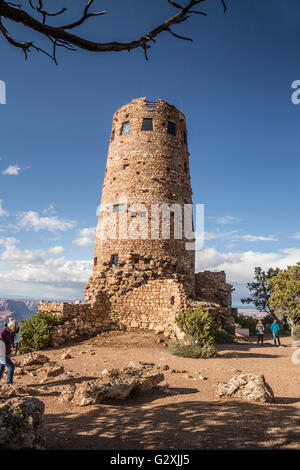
[39,270,234,346]
[38,301,112,347]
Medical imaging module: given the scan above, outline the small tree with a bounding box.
[241,266,280,320]
[267,262,300,331]
[19,310,63,353]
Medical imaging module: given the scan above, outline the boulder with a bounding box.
[0,384,33,399]
[43,362,65,378]
[23,353,49,367]
[0,397,45,449]
[72,362,164,406]
[58,384,76,403]
[216,374,274,403]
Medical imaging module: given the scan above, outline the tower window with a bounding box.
[121,121,130,135]
[113,203,125,213]
[94,257,98,266]
[123,164,129,170]
[140,211,147,218]
[144,258,150,264]
[170,296,175,305]
[184,162,187,173]
[111,130,115,141]
[141,118,153,131]
[183,132,187,144]
[111,254,119,267]
[134,257,139,264]
[130,211,137,218]
[167,121,176,136]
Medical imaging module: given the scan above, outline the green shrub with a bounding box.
[175,306,217,347]
[169,341,218,359]
[292,325,300,341]
[19,311,63,353]
[223,322,235,336]
[215,328,235,344]
[235,314,259,336]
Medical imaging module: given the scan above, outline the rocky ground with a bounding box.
[1,330,299,450]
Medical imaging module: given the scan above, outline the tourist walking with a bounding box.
[270,319,281,346]
[0,318,19,385]
[256,320,264,346]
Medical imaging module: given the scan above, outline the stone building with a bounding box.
[39,98,233,346]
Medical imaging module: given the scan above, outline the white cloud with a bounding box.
[0,238,92,299]
[204,230,238,241]
[291,233,300,240]
[196,246,300,303]
[0,199,9,217]
[73,227,96,246]
[16,210,76,233]
[0,237,18,247]
[48,246,65,255]
[240,234,278,242]
[43,204,56,215]
[204,231,278,243]
[2,165,23,176]
[216,216,241,225]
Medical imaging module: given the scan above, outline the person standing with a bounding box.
[256,320,264,346]
[270,319,281,346]
[0,318,18,385]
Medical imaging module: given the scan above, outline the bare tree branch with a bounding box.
[0,0,227,64]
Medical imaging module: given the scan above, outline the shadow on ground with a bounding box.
[44,393,300,450]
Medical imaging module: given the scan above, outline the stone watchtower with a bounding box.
[85,97,197,334]
[40,98,233,346]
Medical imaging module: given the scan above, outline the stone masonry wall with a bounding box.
[195,271,232,312]
[38,301,112,347]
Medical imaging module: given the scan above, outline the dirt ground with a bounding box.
[7,330,300,450]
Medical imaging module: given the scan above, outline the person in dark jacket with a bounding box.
[0,318,18,385]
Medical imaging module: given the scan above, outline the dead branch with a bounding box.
[0,0,227,64]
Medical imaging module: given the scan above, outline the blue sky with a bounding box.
[0,0,299,304]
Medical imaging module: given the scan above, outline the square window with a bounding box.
[113,204,125,213]
[144,258,150,264]
[130,212,137,218]
[167,121,176,136]
[111,254,119,267]
[123,164,129,170]
[141,118,153,131]
[134,258,139,264]
[140,211,147,218]
[121,121,130,135]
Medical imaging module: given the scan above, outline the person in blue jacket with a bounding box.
[270,319,281,346]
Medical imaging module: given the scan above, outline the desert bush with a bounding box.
[292,325,300,341]
[172,306,218,358]
[175,306,217,347]
[19,311,63,353]
[235,314,259,335]
[215,328,235,344]
[169,341,218,359]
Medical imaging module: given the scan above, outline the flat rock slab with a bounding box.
[216,374,274,403]
[71,362,164,406]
